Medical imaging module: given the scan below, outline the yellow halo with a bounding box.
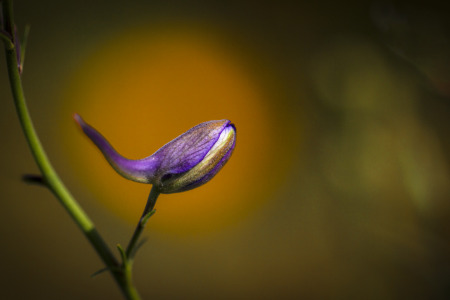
[61,25,299,236]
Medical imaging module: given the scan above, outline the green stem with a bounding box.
[0,31,13,49]
[122,261,142,299]
[117,245,142,300]
[126,186,160,259]
[1,1,140,299]
[113,186,160,300]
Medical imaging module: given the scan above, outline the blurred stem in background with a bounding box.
[0,1,152,299]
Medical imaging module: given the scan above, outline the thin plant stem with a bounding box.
[126,186,160,259]
[114,186,160,300]
[1,1,141,299]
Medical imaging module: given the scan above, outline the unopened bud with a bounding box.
[74,114,236,194]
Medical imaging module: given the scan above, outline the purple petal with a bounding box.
[75,114,236,194]
[172,124,236,193]
[159,122,236,193]
[74,114,158,183]
[152,120,230,176]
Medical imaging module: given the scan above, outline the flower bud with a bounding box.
[74,114,236,194]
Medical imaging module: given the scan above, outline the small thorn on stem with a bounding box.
[22,174,46,186]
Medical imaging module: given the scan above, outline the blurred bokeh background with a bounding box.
[1,0,450,299]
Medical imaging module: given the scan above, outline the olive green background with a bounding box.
[1,0,450,299]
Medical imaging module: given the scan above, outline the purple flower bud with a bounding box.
[74,114,236,194]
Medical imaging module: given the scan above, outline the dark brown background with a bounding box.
[1,0,450,299]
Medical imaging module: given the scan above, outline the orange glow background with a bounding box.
[1,1,450,300]
[61,25,298,235]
